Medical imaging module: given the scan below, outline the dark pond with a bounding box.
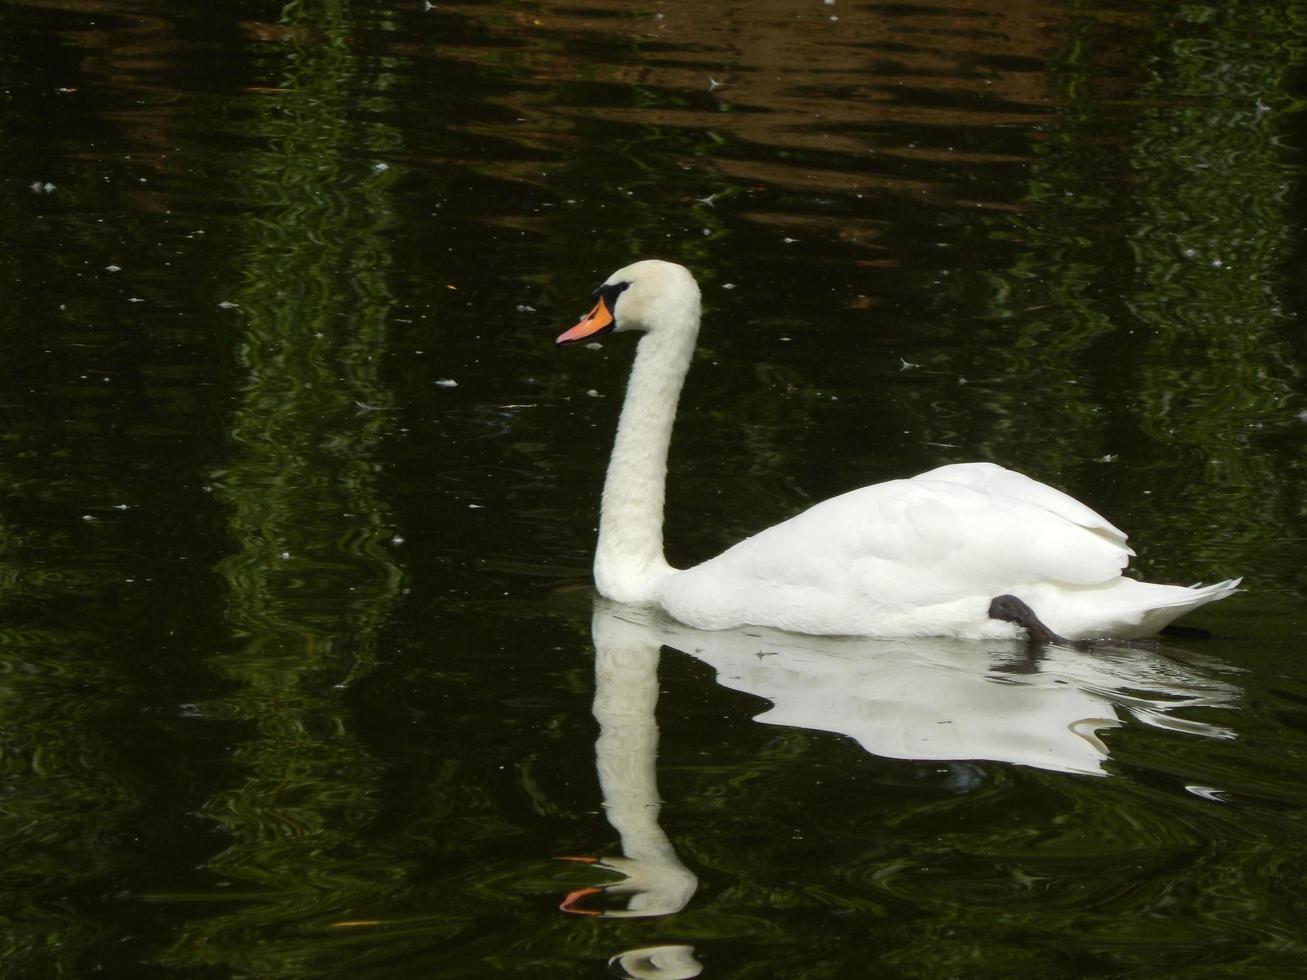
[2,0,1306,975]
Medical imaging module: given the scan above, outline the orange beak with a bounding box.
[558,885,604,915]
[556,296,615,345]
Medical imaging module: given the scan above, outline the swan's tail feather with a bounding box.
[1164,577,1242,606]
[1136,577,1241,635]
[1045,576,1241,640]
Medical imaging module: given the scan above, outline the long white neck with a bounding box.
[594,314,699,603]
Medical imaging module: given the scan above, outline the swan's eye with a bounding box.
[591,281,630,313]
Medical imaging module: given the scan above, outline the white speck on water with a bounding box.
[390,534,405,545]
[106,265,121,272]
[722,282,736,289]
[586,389,601,398]
[783,236,799,244]
[31,181,56,193]
[372,162,389,172]
[899,358,920,370]
[128,297,145,303]
[585,342,603,350]
[469,504,484,509]
[279,551,291,560]
[1211,258,1224,268]
[515,304,536,312]
[780,336,791,342]
[1296,409,1307,422]
[113,503,129,510]
[82,515,95,521]
[218,301,239,309]
[1096,454,1118,463]
[435,378,458,388]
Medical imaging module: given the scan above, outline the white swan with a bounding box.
[558,259,1239,641]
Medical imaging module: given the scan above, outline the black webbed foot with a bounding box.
[988,596,1223,650]
[988,594,1072,646]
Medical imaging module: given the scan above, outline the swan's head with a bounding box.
[557,259,700,346]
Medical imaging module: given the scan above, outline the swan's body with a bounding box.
[558,259,1239,641]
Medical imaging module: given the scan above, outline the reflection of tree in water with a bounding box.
[1122,6,1303,579]
[904,5,1302,595]
[158,4,406,973]
[0,621,132,975]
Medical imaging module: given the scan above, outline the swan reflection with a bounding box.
[608,945,703,980]
[619,600,1237,774]
[559,605,697,919]
[566,598,1238,969]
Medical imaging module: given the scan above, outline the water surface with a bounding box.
[1,0,1306,976]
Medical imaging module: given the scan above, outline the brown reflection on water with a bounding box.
[436,0,1087,177]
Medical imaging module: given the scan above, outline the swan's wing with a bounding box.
[839,478,1130,606]
[915,462,1130,551]
[670,467,1132,614]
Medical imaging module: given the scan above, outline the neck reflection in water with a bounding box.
[559,609,698,920]
[563,599,1239,975]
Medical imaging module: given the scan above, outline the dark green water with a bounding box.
[2,0,1306,976]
